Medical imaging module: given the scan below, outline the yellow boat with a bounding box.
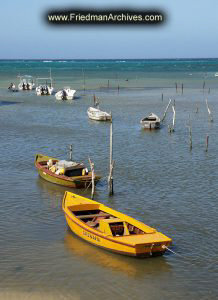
[62,192,172,257]
[35,154,101,189]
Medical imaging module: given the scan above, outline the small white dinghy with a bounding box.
[140,113,161,129]
[87,107,112,121]
[87,95,112,121]
[55,88,76,100]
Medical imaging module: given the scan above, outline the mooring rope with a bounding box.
[162,245,182,256]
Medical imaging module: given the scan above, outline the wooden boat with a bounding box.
[35,154,101,189]
[62,192,172,257]
[87,107,112,121]
[140,113,161,130]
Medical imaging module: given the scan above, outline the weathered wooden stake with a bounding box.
[161,93,163,102]
[88,158,95,199]
[181,83,184,94]
[203,81,205,93]
[69,144,73,161]
[82,68,85,92]
[196,105,199,113]
[161,98,172,122]
[108,120,114,195]
[189,126,192,151]
[205,135,209,152]
[168,105,176,133]
[117,84,120,93]
[206,98,213,122]
[172,105,176,130]
[187,116,192,151]
[175,82,178,93]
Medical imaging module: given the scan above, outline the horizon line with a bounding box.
[0,57,218,61]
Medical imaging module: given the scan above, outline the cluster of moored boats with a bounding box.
[8,75,76,100]
[8,73,172,257]
[8,75,163,128]
[34,150,171,258]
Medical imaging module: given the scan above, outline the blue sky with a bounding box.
[0,0,217,59]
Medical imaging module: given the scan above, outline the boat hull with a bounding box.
[87,107,112,122]
[55,89,76,100]
[65,214,168,257]
[63,192,172,258]
[140,121,160,130]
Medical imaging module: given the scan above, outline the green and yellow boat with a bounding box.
[35,154,101,189]
[63,192,172,257]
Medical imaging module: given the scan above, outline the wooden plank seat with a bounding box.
[76,212,111,219]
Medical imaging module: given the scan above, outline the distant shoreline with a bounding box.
[0,58,218,61]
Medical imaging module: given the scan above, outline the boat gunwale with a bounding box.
[35,161,100,183]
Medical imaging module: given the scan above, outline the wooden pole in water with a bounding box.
[205,135,209,152]
[172,105,176,130]
[108,120,114,195]
[82,68,85,92]
[175,82,178,93]
[161,93,163,102]
[189,126,192,151]
[203,81,205,93]
[69,144,73,161]
[117,84,120,93]
[206,98,213,122]
[161,98,172,122]
[181,83,184,94]
[187,116,192,151]
[88,158,95,199]
[168,105,176,133]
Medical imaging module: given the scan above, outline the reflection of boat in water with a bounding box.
[64,230,171,278]
[63,192,172,257]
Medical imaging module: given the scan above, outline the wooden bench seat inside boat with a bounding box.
[76,212,111,219]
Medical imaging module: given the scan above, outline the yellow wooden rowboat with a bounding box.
[62,192,172,257]
[35,154,101,189]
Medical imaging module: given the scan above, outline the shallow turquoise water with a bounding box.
[0,59,217,300]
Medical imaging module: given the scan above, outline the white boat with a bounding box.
[36,77,54,96]
[140,113,161,129]
[36,69,54,96]
[18,75,35,90]
[215,72,218,77]
[55,88,76,100]
[8,83,18,92]
[36,84,54,96]
[87,107,112,121]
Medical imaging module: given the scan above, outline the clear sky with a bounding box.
[0,0,217,59]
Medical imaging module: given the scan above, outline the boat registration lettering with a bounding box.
[83,230,100,242]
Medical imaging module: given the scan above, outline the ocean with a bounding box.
[0,59,217,300]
